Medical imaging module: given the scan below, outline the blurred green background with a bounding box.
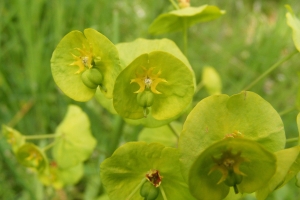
[1,0,300,199]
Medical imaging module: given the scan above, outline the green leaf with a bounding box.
[202,66,222,95]
[51,28,121,101]
[179,91,285,181]
[113,51,194,121]
[100,142,195,200]
[256,146,300,200]
[138,122,181,147]
[1,125,25,153]
[297,112,300,144]
[16,143,48,172]
[189,138,276,200]
[286,5,300,52]
[124,114,176,128]
[149,5,225,35]
[94,88,118,115]
[52,105,96,169]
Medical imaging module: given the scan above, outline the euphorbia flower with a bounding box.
[130,67,167,94]
[70,45,94,74]
[188,138,276,200]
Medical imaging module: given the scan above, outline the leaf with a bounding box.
[149,5,225,35]
[52,105,96,169]
[138,121,181,147]
[256,146,300,200]
[297,112,300,145]
[16,143,48,172]
[286,5,300,52]
[1,125,25,153]
[202,66,222,95]
[189,138,276,200]
[113,51,194,121]
[51,28,121,101]
[100,142,195,200]
[179,91,285,181]
[94,87,118,115]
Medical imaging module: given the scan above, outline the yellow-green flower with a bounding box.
[70,45,94,74]
[130,67,167,94]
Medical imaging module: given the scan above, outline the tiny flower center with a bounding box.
[223,158,235,168]
[144,77,152,88]
[81,56,89,67]
[146,169,163,187]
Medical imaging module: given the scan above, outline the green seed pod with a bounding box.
[137,91,154,108]
[140,181,159,200]
[224,170,243,187]
[81,68,103,89]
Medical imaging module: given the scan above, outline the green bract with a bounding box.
[256,146,300,200]
[1,125,25,153]
[51,28,121,101]
[113,51,194,121]
[100,142,195,200]
[179,91,285,181]
[138,122,182,148]
[202,66,222,95]
[189,138,276,200]
[148,5,225,35]
[52,105,96,169]
[39,162,83,189]
[286,5,300,52]
[16,143,48,172]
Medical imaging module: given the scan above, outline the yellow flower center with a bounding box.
[130,67,167,94]
[70,45,93,74]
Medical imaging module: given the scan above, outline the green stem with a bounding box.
[169,0,180,10]
[279,105,296,116]
[24,134,57,140]
[168,123,179,140]
[43,141,57,151]
[160,185,168,200]
[126,178,146,200]
[183,18,188,56]
[243,50,298,91]
[195,81,204,94]
[286,137,299,143]
[108,116,125,156]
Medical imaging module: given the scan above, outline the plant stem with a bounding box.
[195,81,204,94]
[279,105,296,116]
[24,134,57,140]
[160,185,168,200]
[243,50,298,91]
[286,137,299,143]
[168,123,179,139]
[169,0,180,10]
[43,141,57,151]
[8,100,34,127]
[183,18,188,56]
[108,116,125,156]
[126,178,146,200]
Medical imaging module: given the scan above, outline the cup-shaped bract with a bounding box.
[52,105,96,169]
[113,51,194,121]
[16,143,48,172]
[179,91,285,181]
[39,161,83,189]
[100,142,195,200]
[189,138,276,200]
[149,5,225,35]
[1,125,25,153]
[256,146,300,200]
[51,28,121,101]
[286,5,300,52]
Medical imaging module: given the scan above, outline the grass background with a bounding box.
[1,0,300,199]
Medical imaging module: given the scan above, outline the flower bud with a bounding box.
[140,181,159,200]
[137,91,154,108]
[81,68,103,89]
